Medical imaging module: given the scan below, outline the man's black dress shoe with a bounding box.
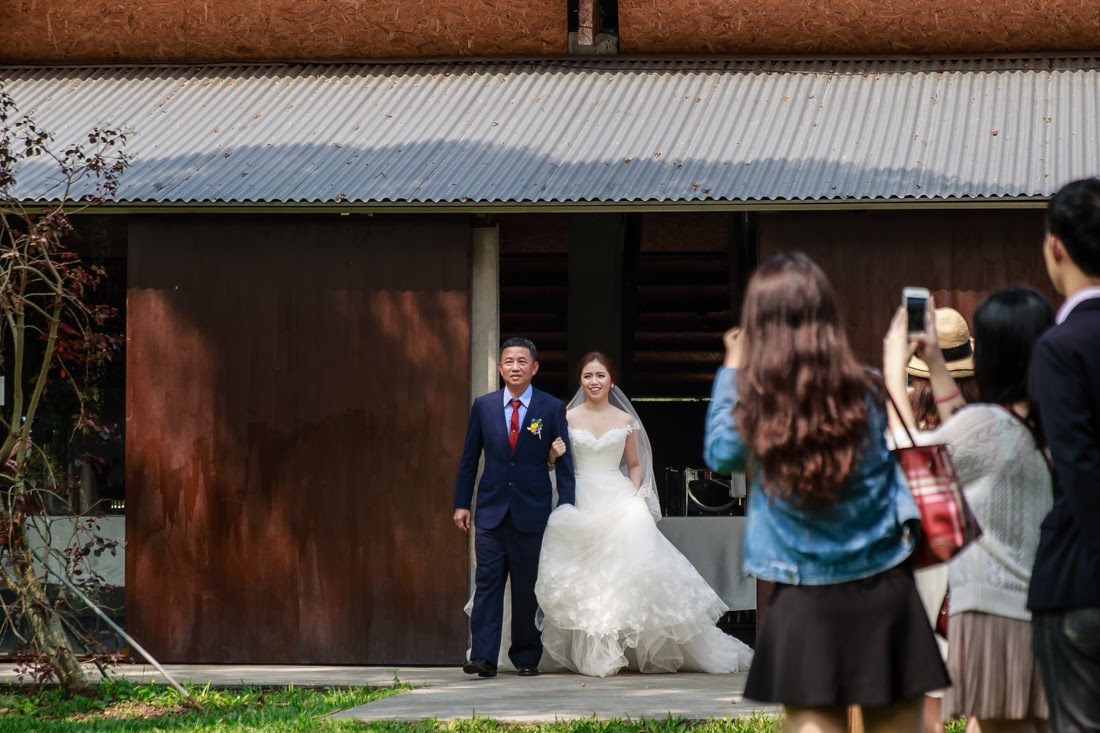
[517,665,539,677]
[462,659,497,678]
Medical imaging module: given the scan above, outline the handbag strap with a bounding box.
[884,389,918,449]
[999,404,1054,477]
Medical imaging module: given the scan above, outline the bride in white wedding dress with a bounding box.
[536,352,754,677]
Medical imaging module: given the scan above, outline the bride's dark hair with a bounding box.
[735,252,872,506]
[576,351,617,384]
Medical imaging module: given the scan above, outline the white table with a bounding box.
[21,516,126,588]
[657,516,755,611]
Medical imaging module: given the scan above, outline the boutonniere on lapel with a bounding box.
[527,418,544,439]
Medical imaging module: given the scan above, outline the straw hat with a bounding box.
[906,307,975,378]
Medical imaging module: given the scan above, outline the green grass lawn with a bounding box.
[0,680,969,733]
[0,681,400,732]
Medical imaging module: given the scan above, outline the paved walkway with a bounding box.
[0,664,778,722]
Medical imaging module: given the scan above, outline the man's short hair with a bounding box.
[1048,178,1100,277]
[500,337,538,362]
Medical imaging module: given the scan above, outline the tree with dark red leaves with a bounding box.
[0,83,129,692]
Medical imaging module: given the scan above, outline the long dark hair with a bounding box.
[971,287,1054,446]
[734,252,872,506]
[909,376,980,430]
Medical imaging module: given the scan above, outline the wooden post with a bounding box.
[848,706,865,733]
[567,213,622,392]
[577,0,596,46]
[729,212,758,327]
[620,213,641,393]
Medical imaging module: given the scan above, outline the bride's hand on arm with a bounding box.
[623,430,644,491]
[548,437,566,466]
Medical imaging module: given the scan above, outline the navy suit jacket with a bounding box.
[1028,297,1100,610]
[453,387,576,533]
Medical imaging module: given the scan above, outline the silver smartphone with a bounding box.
[903,286,930,339]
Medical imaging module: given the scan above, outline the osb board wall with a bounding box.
[1,0,566,63]
[619,1,1100,55]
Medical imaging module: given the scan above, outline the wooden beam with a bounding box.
[577,0,596,45]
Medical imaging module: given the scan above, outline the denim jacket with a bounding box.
[704,367,919,586]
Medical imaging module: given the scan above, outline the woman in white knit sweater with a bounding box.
[884,288,1054,733]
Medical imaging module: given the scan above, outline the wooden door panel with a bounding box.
[758,210,1054,366]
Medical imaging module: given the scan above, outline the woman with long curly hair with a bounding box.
[704,252,949,733]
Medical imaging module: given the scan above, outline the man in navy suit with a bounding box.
[1028,178,1100,732]
[453,337,575,678]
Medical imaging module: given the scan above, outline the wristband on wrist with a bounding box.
[933,387,962,404]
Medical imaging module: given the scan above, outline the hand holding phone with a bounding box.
[903,287,930,340]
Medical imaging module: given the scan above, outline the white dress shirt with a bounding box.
[503,384,533,434]
[1056,284,1100,324]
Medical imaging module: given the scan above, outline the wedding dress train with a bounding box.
[535,424,754,677]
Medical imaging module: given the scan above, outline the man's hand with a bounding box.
[453,509,471,532]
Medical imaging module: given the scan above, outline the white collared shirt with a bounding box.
[1056,284,1100,324]
[503,384,533,433]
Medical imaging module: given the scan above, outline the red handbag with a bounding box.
[886,392,982,568]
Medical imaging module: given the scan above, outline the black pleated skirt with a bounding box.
[744,561,951,707]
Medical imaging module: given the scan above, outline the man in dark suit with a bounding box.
[1029,178,1100,733]
[453,337,575,678]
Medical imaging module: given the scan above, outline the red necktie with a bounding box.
[509,398,521,451]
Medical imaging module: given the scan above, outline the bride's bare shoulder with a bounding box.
[610,405,634,427]
[566,403,633,432]
[566,404,590,425]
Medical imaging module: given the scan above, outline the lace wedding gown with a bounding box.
[535,423,754,677]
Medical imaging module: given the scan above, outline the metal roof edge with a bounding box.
[2,52,1100,73]
[22,197,1052,215]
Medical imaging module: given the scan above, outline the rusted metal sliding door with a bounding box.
[126,215,471,663]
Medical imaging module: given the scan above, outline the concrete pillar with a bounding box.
[470,224,500,400]
[466,223,500,603]
[568,214,622,390]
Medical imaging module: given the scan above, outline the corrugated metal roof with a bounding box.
[2,58,1098,205]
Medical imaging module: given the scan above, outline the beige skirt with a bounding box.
[942,611,1047,721]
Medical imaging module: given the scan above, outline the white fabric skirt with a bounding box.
[535,470,753,677]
